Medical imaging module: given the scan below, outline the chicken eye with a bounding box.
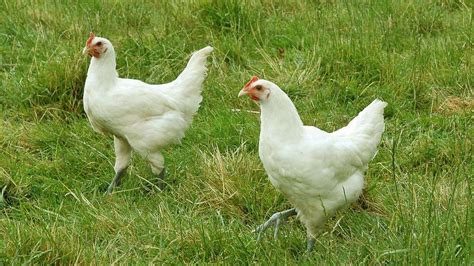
[96,41,103,46]
[255,85,263,91]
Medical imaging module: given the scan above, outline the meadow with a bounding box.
[0,0,472,264]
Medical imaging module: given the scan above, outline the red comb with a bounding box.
[244,76,259,88]
[86,32,95,46]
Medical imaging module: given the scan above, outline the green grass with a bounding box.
[1,0,472,264]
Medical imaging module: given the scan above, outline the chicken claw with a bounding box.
[254,208,297,240]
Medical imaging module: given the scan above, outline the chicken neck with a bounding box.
[259,88,304,142]
[86,52,118,84]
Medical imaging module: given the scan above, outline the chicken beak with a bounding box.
[82,46,91,56]
[238,88,248,97]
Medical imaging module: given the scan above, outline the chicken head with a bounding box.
[238,76,271,102]
[82,32,111,58]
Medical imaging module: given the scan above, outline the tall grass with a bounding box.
[1,0,472,264]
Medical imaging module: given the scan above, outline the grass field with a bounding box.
[0,0,472,264]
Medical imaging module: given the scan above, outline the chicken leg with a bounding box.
[307,237,316,252]
[106,136,132,195]
[106,168,127,194]
[147,152,166,190]
[255,208,297,240]
[156,167,166,190]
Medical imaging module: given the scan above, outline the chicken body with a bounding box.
[82,33,213,193]
[239,77,387,251]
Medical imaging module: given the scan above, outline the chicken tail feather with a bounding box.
[175,46,213,90]
[171,46,213,120]
[334,99,388,164]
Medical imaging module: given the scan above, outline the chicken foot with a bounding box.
[105,167,127,195]
[306,237,316,252]
[255,208,297,240]
[156,167,166,190]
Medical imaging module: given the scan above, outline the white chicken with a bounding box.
[82,32,213,194]
[238,76,387,251]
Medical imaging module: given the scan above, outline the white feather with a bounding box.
[255,79,387,238]
[83,36,212,180]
